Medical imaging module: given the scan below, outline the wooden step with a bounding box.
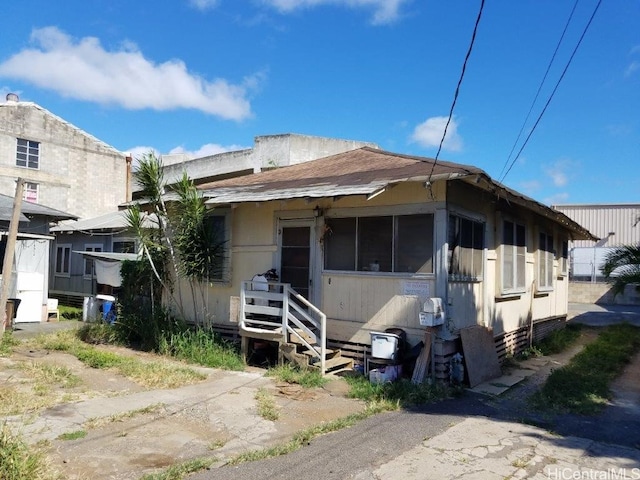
[301,347,341,359]
[309,355,354,373]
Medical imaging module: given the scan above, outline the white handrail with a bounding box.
[240,281,327,375]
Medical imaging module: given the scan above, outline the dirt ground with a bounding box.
[2,343,366,480]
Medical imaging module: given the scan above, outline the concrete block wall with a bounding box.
[569,282,640,305]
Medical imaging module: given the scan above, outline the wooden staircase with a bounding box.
[240,280,353,375]
[281,330,353,375]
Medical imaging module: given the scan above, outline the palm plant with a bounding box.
[601,244,640,298]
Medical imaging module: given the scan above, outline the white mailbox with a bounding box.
[419,297,445,327]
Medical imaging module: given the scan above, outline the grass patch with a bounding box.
[139,457,215,480]
[84,403,165,429]
[57,430,87,441]
[59,305,83,322]
[1,332,20,356]
[266,364,328,388]
[534,323,583,356]
[158,328,244,371]
[0,423,58,480]
[77,322,123,345]
[255,388,279,421]
[18,362,82,389]
[532,323,640,414]
[345,376,457,407]
[32,330,206,389]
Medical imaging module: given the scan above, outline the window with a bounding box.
[84,244,103,277]
[324,213,434,273]
[559,239,568,276]
[112,239,136,254]
[23,182,38,203]
[55,244,72,276]
[538,232,554,290]
[16,138,39,169]
[502,220,526,293]
[204,214,228,281]
[448,214,484,280]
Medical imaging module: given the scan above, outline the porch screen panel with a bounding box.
[358,216,392,272]
[325,218,356,270]
[281,227,310,298]
[395,214,433,273]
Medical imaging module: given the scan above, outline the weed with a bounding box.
[84,403,165,429]
[0,331,20,356]
[59,305,83,321]
[208,439,226,450]
[57,430,87,441]
[255,388,279,421]
[266,364,327,388]
[345,376,455,407]
[531,323,640,414]
[158,328,244,371]
[0,423,57,480]
[18,362,82,389]
[77,322,123,345]
[139,457,214,480]
[534,323,583,355]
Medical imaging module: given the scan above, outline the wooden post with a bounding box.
[0,178,25,334]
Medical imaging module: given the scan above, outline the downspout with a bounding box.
[125,154,133,203]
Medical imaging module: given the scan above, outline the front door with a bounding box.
[279,222,313,301]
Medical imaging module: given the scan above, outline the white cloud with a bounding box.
[169,143,249,158]
[543,158,577,188]
[261,0,409,25]
[410,116,463,152]
[189,0,219,10]
[0,27,256,120]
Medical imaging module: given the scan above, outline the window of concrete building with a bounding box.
[23,182,38,203]
[16,138,40,169]
[324,213,434,274]
[84,244,103,278]
[55,244,72,276]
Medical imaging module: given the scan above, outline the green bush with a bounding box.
[0,423,52,480]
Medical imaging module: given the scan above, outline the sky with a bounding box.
[0,0,638,206]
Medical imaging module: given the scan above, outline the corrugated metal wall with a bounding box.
[553,204,640,248]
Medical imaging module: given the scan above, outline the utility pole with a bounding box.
[0,178,25,335]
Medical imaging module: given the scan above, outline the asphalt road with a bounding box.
[192,396,491,480]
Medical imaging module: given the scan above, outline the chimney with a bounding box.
[125,153,133,202]
[6,93,19,103]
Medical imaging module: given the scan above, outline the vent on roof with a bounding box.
[6,93,19,102]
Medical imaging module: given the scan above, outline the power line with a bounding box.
[427,0,485,183]
[500,0,602,184]
[498,0,579,181]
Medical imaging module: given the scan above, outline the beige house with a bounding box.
[172,147,594,378]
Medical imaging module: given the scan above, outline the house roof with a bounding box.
[198,147,483,202]
[197,147,596,241]
[51,210,157,233]
[0,194,77,222]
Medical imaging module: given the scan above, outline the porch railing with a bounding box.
[240,280,327,375]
